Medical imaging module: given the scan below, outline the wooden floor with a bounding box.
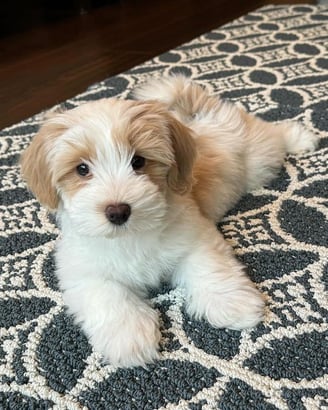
[0,0,314,129]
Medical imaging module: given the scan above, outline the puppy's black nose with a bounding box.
[105,203,131,225]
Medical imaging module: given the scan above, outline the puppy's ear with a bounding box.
[166,114,197,194]
[20,118,67,211]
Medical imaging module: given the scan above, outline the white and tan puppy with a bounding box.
[20,75,318,367]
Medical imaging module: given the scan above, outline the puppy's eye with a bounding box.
[131,155,146,171]
[76,163,90,176]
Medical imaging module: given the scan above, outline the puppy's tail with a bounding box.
[133,75,215,118]
[279,121,319,154]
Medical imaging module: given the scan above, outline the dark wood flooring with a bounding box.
[0,0,314,129]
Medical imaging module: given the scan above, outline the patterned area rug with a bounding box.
[1,4,327,409]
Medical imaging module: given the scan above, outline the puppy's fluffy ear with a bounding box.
[20,118,66,211]
[166,114,197,194]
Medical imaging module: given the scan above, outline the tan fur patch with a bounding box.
[20,122,67,210]
[123,101,197,195]
[126,102,175,166]
[140,160,170,192]
[120,102,175,192]
[56,144,95,199]
[192,137,227,220]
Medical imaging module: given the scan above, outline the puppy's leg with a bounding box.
[62,278,161,367]
[174,224,264,330]
[241,110,319,191]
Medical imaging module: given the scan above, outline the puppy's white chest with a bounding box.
[57,230,177,290]
[101,236,168,286]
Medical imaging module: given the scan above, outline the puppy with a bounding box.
[20,75,318,367]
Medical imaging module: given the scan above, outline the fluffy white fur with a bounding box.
[20,75,319,367]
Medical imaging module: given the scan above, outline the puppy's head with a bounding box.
[20,99,196,237]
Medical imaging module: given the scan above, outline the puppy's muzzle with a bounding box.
[105,203,131,225]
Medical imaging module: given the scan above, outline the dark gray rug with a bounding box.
[1,4,327,409]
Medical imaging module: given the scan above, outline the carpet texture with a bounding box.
[1,4,327,409]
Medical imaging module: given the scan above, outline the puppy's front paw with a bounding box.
[188,283,265,330]
[91,307,161,368]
